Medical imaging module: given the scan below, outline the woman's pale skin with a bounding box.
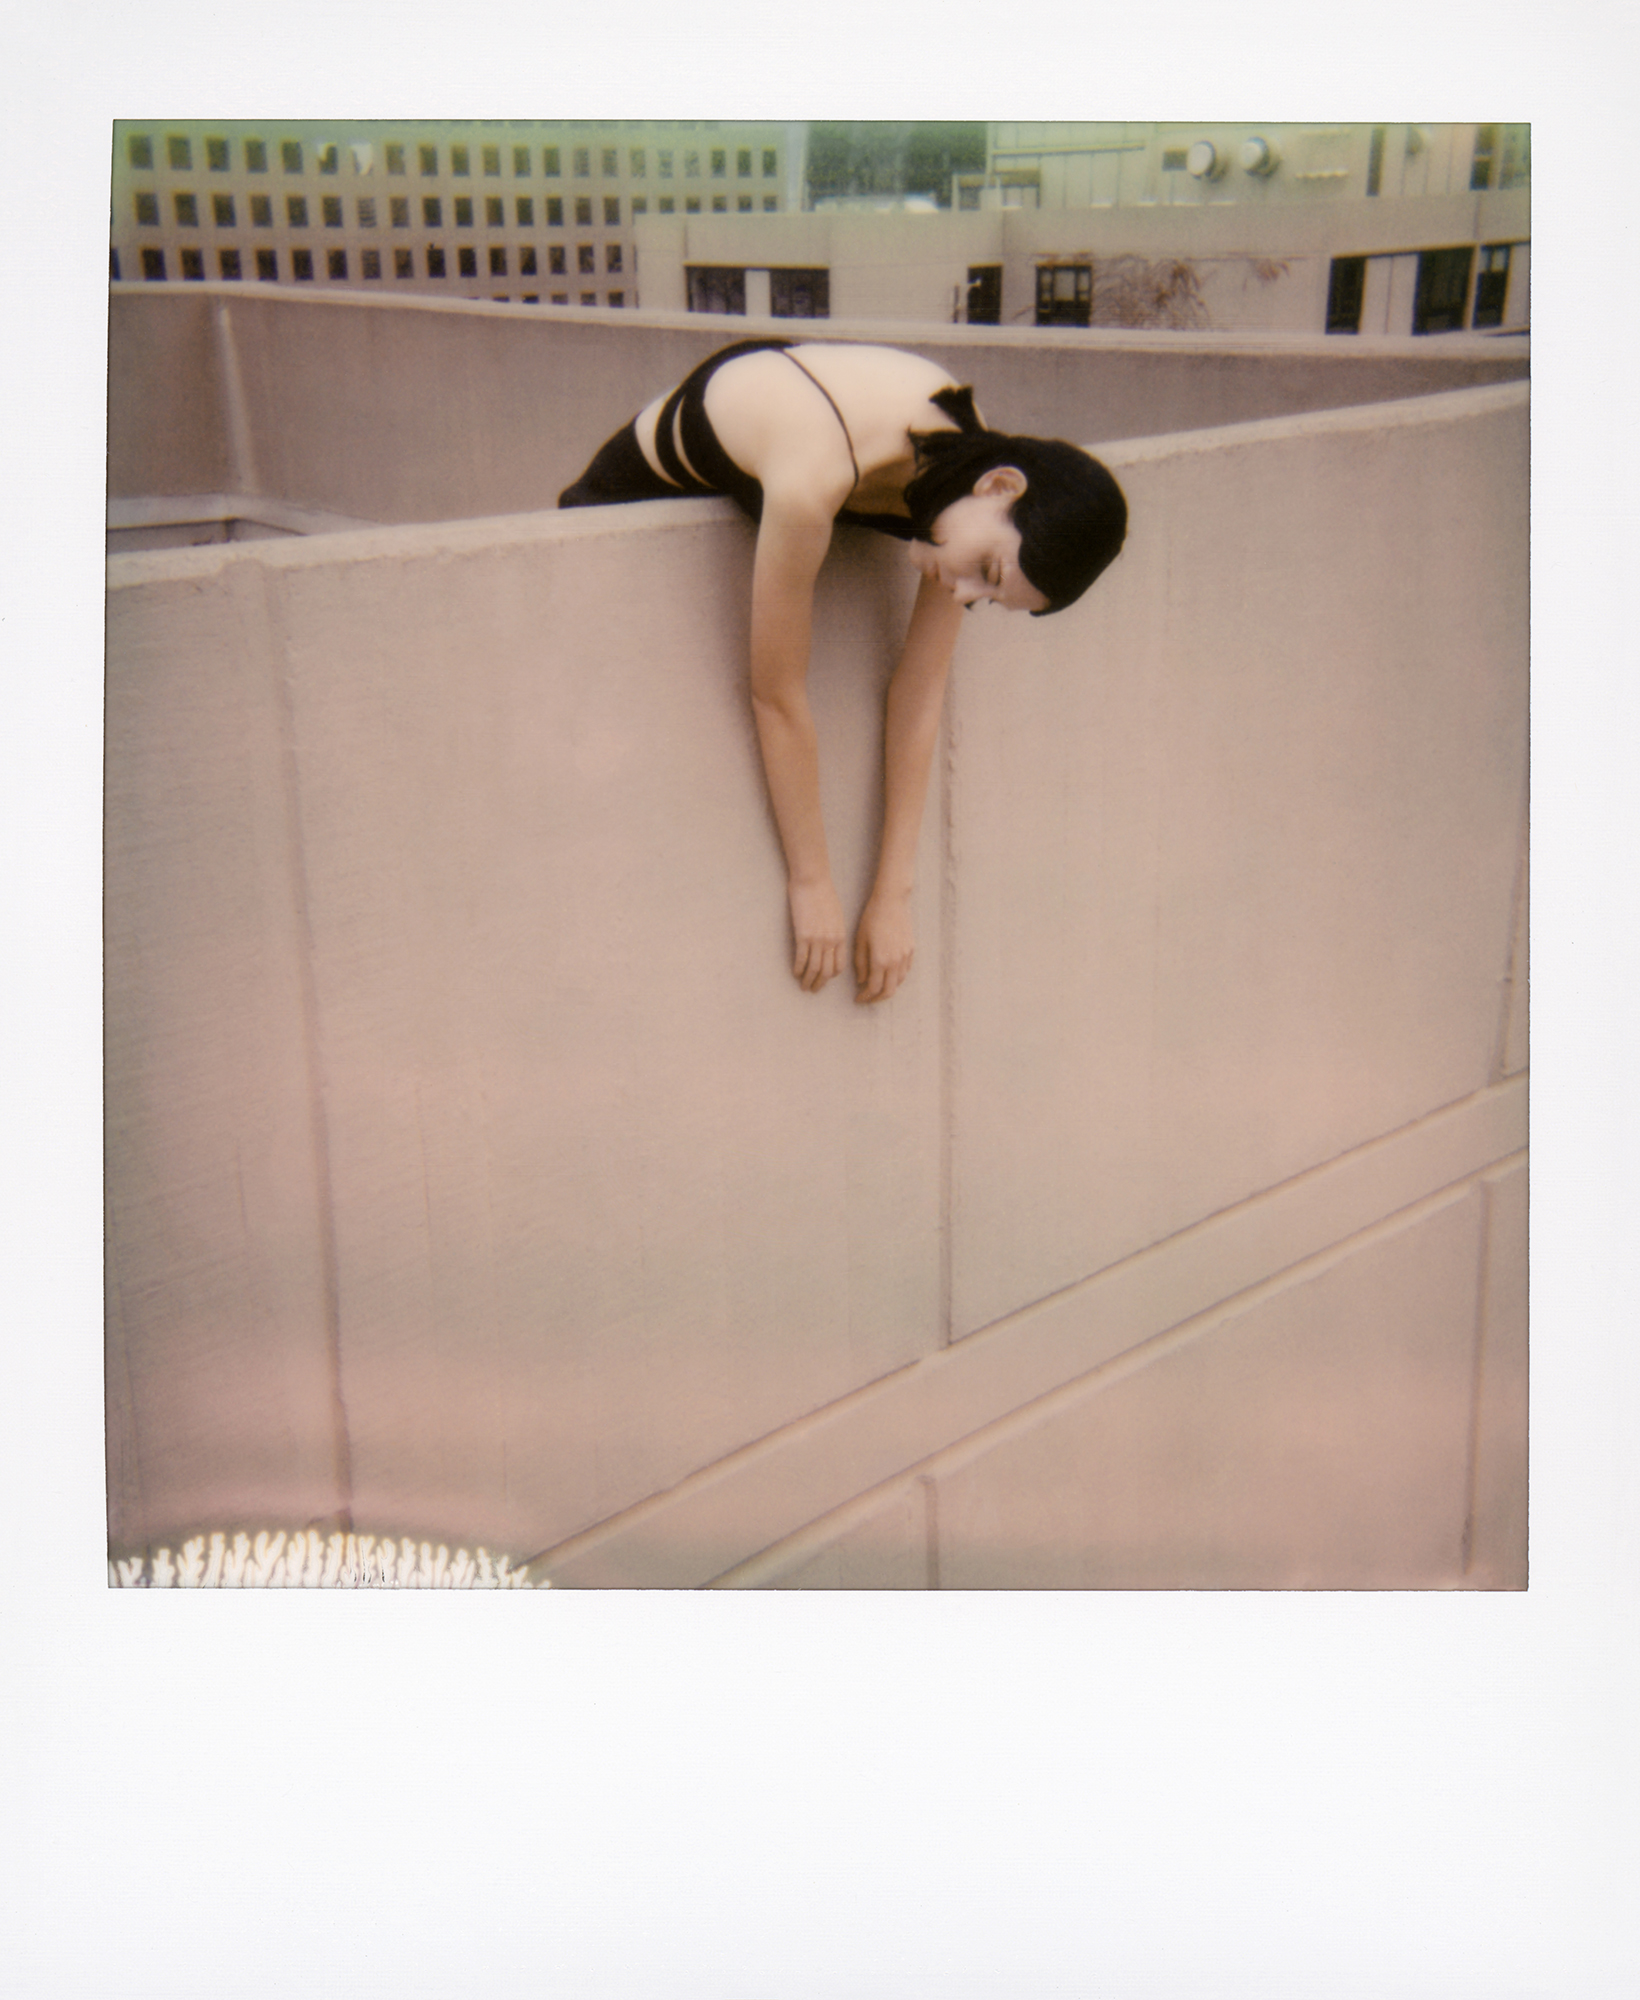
[633,344,1048,1004]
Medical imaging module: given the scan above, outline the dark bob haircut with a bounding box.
[903,392,1128,616]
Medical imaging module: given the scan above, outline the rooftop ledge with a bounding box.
[107,378,1531,588]
[108,284,1527,545]
[105,286,1528,1580]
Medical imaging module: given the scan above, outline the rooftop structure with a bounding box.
[634,123,1530,334]
[964,121,1529,210]
[108,121,1530,334]
[108,118,802,308]
[105,291,1528,1587]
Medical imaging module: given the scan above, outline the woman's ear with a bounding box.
[974,465,1028,502]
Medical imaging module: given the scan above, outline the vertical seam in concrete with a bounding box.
[920,1473,941,1591]
[1490,792,1529,1084]
[213,299,260,500]
[103,1189,147,1557]
[257,561,354,1527]
[939,694,957,1347]
[1460,1175,1494,1575]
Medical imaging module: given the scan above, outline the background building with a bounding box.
[108,121,1529,335]
[109,119,803,309]
[963,121,1529,210]
[633,120,1529,336]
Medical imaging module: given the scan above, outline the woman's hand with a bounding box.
[789,878,848,993]
[854,889,916,1005]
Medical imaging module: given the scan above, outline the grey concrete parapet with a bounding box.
[109,283,1527,527]
[104,315,1528,1586]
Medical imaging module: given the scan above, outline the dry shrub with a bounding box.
[1092,256,1210,330]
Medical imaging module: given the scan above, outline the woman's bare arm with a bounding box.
[854,575,965,1004]
[748,487,849,992]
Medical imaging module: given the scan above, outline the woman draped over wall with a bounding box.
[561,339,1127,1002]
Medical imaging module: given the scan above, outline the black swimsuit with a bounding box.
[558,338,981,539]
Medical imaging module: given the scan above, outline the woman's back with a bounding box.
[636,342,966,516]
[559,335,1128,1001]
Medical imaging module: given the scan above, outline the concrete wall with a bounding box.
[632,192,1531,333]
[638,211,1009,325]
[996,191,1530,335]
[110,286,1527,526]
[106,376,1528,1586]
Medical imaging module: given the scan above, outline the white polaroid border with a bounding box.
[6,12,1633,1998]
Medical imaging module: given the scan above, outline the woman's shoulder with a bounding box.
[703,342,968,508]
[785,342,957,395]
[703,340,956,399]
[789,345,973,485]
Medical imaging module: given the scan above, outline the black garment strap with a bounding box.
[653,338,794,502]
[646,340,982,540]
[774,350,862,494]
[652,384,716,494]
[656,339,866,512]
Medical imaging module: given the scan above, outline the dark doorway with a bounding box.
[1035,263,1091,328]
[1412,246,1474,335]
[966,265,1002,325]
[1326,256,1366,334]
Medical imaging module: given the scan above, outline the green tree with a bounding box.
[805,122,986,208]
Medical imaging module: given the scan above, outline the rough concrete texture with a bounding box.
[108,287,1528,527]
[107,507,943,1556]
[106,287,235,501]
[105,564,347,1547]
[930,1187,1489,1590]
[1500,825,1529,1080]
[105,352,1528,1585]
[946,384,1529,1339]
[757,1481,933,1591]
[284,512,940,1553]
[709,1087,1523,1592]
[1466,1158,1528,1586]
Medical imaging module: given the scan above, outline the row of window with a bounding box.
[685,266,830,318]
[1324,244,1516,335]
[131,190,777,229]
[125,133,779,181]
[1470,125,1529,192]
[117,242,633,285]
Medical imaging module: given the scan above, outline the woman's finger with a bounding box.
[870,948,912,1004]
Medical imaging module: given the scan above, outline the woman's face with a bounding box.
[910,467,1049,615]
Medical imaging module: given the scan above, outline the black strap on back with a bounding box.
[652,339,794,506]
[775,350,862,493]
[651,341,983,532]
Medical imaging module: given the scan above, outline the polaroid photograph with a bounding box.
[104,119,1527,1592]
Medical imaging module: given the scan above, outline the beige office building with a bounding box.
[109,119,800,309]
[636,121,1530,336]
